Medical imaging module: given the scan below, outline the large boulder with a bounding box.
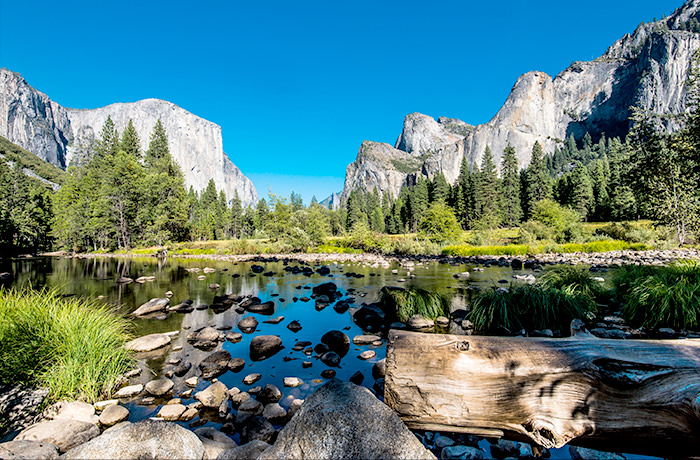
[320,330,350,357]
[0,384,49,435]
[61,420,205,459]
[0,440,59,460]
[16,420,99,453]
[312,282,338,299]
[195,381,229,409]
[258,379,434,459]
[131,298,169,317]
[216,440,270,460]
[352,304,387,332]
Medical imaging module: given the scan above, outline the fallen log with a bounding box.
[385,329,700,457]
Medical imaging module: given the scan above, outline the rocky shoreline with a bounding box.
[47,247,700,268]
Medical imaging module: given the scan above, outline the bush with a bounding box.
[517,221,553,244]
[378,286,449,322]
[539,265,604,298]
[529,199,584,243]
[0,287,133,402]
[614,260,700,330]
[596,222,657,244]
[468,284,596,335]
[418,202,461,243]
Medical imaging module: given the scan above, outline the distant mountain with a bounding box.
[341,0,700,201]
[0,69,258,207]
[320,192,341,210]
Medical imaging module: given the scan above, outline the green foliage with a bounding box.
[0,135,67,185]
[529,199,584,243]
[0,287,133,402]
[500,144,523,227]
[418,201,461,243]
[614,260,700,330]
[596,221,657,243]
[378,286,448,322]
[468,284,596,335]
[442,239,649,257]
[539,265,604,298]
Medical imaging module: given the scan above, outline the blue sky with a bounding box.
[0,0,683,203]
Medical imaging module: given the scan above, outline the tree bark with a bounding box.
[385,329,700,457]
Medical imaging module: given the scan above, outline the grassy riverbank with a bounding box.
[0,287,133,402]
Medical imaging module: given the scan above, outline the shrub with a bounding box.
[517,221,553,244]
[378,286,449,322]
[418,202,461,243]
[468,284,596,335]
[539,265,604,298]
[0,287,133,402]
[596,222,657,243]
[614,260,700,330]
[529,199,584,243]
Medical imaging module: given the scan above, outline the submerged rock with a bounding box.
[131,298,169,317]
[250,336,283,361]
[124,333,171,352]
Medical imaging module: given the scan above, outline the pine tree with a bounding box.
[95,115,120,159]
[409,177,429,231]
[120,119,141,160]
[429,172,449,203]
[500,144,523,227]
[523,141,551,219]
[475,146,500,224]
[230,190,243,239]
[568,162,594,220]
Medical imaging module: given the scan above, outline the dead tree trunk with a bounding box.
[385,329,700,457]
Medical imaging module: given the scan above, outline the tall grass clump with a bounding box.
[378,286,449,322]
[539,265,605,298]
[468,285,596,335]
[614,260,700,330]
[0,287,133,402]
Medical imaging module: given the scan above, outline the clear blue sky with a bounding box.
[0,0,683,203]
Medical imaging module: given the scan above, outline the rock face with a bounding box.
[0,70,257,207]
[259,379,434,460]
[340,2,700,200]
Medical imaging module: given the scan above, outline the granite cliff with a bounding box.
[0,70,257,207]
[340,0,700,201]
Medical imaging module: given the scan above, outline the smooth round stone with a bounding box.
[238,317,259,333]
[228,358,245,373]
[114,384,143,398]
[0,440,59,460]
[124,333,171,352]
[283,377,303,387]
[352,334,381,345]
[98,404,129,426]
[262,403,287,424]
[145,378,174,396]
[157,404,186,421]
[226,331,243,343]
[243,373,262,385]
[320,351,341,367]
[195,382,229,409]
[185,377,198,387]
[320,369,336,379]
[358,350,376,360]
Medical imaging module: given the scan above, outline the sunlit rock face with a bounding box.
[341,1,700,199]
[0,70,257,207]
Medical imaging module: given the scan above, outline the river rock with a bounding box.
[226,331,243,343]
[248,301,275,315]
[321,369,336,379]
[199,350,232,380]
[228,357,245,373]
[258,379,434,459]
[236,398,264,426]
[61,420,205,459]
[195,381,229,409]
[441,445,484,460]
[490,439,519,458]
[217,440,270,460]
[243,373,262,385]
[242,416,276,444]
[190,326,220,343]
[94,399,118,411]
[240,297,262,309]
[250,335,282,361]
[263,315,284,324]
[114,384,143,398]
[174,360,192,377]
[0,440,59,460]
[358,350,376,360]
[42,400,98,425]
[16,420,99,453]
[257,384,282,404]
[312,282,338,299]
[352,334,381,345]
[407,314,434,330]
[283,377,303,388]
[195,427,237,460]
[145,378,174,397]
[231,391,251,409]
[238,316,258,333]
[262,403,287,424]
[157,403,186,421]
[124,333,171,352]
[372,358,386,379]
[569,445,625,460]
[352,304,386,332]
[0,384,49,435]
[131,297,169,317]
[98,404,129,426]
[321,330,350,357]
[286,320,302,332]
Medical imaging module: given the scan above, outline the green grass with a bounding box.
[613,260,700,330]
[539,265,605,298]
[378,286,449,322]
[0,287,133,402]
[442,240,651,257]
[468,284,596,335]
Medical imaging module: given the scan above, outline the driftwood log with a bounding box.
[385,329,700,457]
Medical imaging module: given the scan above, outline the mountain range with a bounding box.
[338,0,700,203]
[0,70,258,207]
